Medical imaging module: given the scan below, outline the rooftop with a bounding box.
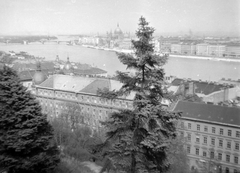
[173,101,240,126]
[171,78,232,95]
[38,74,134,100]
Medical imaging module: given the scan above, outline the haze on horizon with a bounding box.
[0,0,239,37]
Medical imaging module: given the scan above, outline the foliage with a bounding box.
[51,102,104,162]
[0,66,60,173]
[95,17,181,173]
[166,135,190,173]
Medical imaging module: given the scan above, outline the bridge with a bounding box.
[0,40,77,45]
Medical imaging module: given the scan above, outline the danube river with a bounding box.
[0,43,240,82]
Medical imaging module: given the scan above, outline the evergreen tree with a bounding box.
[0,66,60,173]
[96,17,181,173]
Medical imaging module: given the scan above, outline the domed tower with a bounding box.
[32,61,47,85]
[114,23,123,39]
[64,57,72,70]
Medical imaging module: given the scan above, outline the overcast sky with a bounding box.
[0,0,239,36]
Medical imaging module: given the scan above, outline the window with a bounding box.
[181,122,184,129]
[234,156,238,164]
[227,141,231,149]
[218,153,222,160]
[197,124,200,131]
[219,139,223,147]
[226,167,229,173]
[235,143,239,150]
[203,151,207,157]
[236,131,240,138]
[196,136,200,143]
[228,130,232,137]
[220,128,223,135]
[211,138,215,145]
[212,127,216,133]
[196,148,199,155]
[187,134,191,141]
[210,151,214,159]
[180,131,184,137]
[187,146,191,154]
[188,123,191,129]
[203,136,207,144]
[226,155,230,162]
[204,126,208,132]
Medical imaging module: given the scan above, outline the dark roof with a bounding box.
[171,78,230,95]
[80,79,110,94]
[173,101,240,126]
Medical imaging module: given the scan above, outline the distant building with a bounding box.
[225,46,240,58]
[181,43,196,55]
[171,44,182,54]
[173,101,240,173]
[196,44,209,56]
[207,45,226,57]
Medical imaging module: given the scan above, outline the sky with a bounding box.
[0,0,239,36]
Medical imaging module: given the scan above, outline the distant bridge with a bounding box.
[0,40,77,45]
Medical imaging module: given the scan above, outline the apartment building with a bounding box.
[225,46,240,58]
[208,45,226,57]
[181,43,196,55]
[174,101,240,173]
[171,44,182,54]
[196,44,209,56]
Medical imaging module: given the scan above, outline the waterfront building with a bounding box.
[181,43,196,55]
[171,44,182,54]
[173,101,240,173]
[207,45,226,57]
[118,38,132,50]
[225,45,240,58]
[196,44,209,56]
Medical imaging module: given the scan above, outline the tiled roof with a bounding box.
[38,74,134,100]
[171,78,230,95]
[80,79,110,94]
[173,101,240,126]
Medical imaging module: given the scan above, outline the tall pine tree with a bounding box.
[96,17,180,173]
[0,66,60,173]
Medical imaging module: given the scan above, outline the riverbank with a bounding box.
[169,54,240,62]
[81,45,240,63]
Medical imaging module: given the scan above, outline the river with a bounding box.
[0,44,239,82]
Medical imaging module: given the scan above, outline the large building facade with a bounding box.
[33,74,134,130]
[174,101,240,173]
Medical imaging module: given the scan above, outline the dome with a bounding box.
[33,71,47,85]
[114,23,123,35]
[33,61,47,85]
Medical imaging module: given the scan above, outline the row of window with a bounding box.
[184,133,240,150]
[181,122,240,138]
[187,147,239,164]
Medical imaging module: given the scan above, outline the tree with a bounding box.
[51,102,103,161]
[166,135,190,173]
[0,66,60,173]
[96,17,181,173]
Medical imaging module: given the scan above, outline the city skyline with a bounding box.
[0,0,239,36]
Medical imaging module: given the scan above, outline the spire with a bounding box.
[117,23,119,27]
[36,61,41,71]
